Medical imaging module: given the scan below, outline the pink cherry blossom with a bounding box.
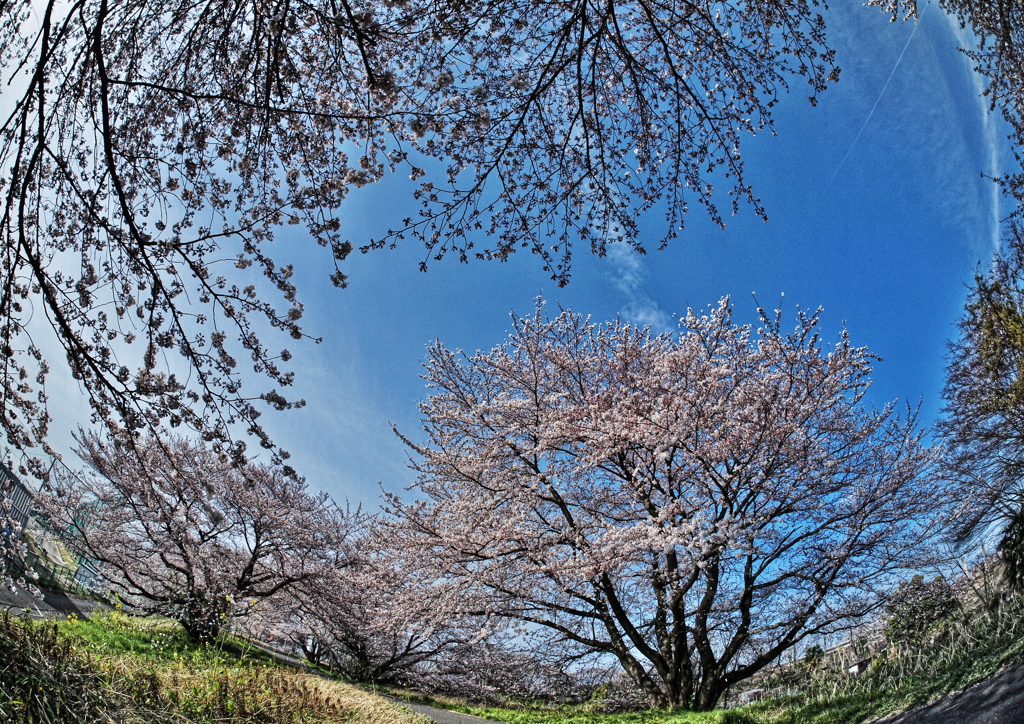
[40,432,351,641]
[389,298,947,711]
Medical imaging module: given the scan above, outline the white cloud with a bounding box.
[823,4,999,258]
[606,243,672,333]
[942,12,1002,256]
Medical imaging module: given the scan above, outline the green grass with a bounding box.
[381,688,764,724]
[0,609,430,724]
[59,608,281,667]
[450,704,762,724]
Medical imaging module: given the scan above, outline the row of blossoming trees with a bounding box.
[17,297,951,712]
[0,0,1018,709]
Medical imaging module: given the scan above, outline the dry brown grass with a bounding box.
[103,656,434,724]
[305,677,433,724]
[0,611,431,724]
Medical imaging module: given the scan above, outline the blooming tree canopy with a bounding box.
[278,521,486,684]
[390,299,946,710]
[42,433,350,641]
[0,0,867,472]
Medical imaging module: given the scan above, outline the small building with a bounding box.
[848,657,873,676]
[739,688,765,703]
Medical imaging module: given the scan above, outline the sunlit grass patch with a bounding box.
[1,609,429,724]
[449,705,762,724]
[381,688,763,724]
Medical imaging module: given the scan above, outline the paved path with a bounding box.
[0,584,108,619]
[388,700,503,724]
[879,661,1024,724]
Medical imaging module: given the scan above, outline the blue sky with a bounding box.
[19,2,1006,505]
[255,1,1012,505]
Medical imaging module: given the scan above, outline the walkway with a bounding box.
[391,700,503,724]
[881,661,1024,724]
[0,584,107,619]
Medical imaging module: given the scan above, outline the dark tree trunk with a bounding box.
[179,615,222,643]
[175,592,229,643]
[695,678,727,712]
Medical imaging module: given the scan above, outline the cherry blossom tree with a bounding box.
[0,0,852,472]
[41,432,351,641]
[422,638,600,704]
[0,510,30,594]
[389,299,947,711]
[278,521,488,684]
[278,540,604,698]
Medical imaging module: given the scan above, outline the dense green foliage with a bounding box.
[882,576,958,647]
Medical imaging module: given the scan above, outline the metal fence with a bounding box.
[0,460,34,532]
[1,460,109,600]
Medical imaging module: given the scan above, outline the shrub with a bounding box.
[883,575,958,646]
[999,504,1024,592]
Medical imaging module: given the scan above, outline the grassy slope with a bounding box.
[745,593,1024,724]
[2,610,430,724]
[383,593,1024,724]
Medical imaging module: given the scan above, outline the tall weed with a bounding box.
[0,610,124,723]
[0,611,427,724]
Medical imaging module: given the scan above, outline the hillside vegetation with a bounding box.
[382,576,1024,724]
[745,577,1024,723]
[0,609,429,724]
[3,576,1023,724]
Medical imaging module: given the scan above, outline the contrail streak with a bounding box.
[831,10,925,183]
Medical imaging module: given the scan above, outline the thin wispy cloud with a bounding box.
[606,243,672,333]
[943,11,1002,255]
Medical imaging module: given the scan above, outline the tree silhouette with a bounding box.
[940,222,1024,589]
